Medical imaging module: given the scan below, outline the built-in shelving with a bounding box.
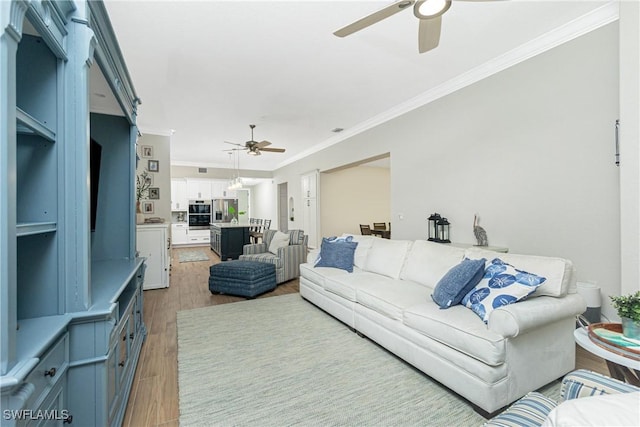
[16,107,56,141]
[16,222,57,236]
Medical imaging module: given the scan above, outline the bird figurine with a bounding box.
[473,214,488,247]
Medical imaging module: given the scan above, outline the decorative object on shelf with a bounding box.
[427,213,441,241]
[610,291,640,340]
[289,197,295,221]
[136,169,152,224]
[436,217,451,243]
[148,159,159,172]
[473,214,488,246]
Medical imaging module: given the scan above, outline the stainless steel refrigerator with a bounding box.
[212,198,239,223]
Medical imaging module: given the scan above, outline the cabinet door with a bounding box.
[186,179,211,200]
[171,224,189,245]
[303,198,318,249]
[171,179,188,210]
[136,227,168,289]
[301,172,318,199]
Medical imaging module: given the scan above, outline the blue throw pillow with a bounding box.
[462,258,547,323]
[314,236,358,273]
[431,258,487,309]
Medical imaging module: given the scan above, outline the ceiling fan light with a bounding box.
[414,0,450,19]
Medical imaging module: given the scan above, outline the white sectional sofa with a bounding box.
[299,236,586,415]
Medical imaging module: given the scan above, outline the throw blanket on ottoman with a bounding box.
[209,261,276,298]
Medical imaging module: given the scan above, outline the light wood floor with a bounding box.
[122,246,608,427]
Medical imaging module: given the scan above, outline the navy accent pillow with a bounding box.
[431,258,487,309]
[314,236,358,273]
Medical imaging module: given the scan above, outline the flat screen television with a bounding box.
[90,138,102,232]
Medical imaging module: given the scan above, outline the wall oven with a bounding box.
[188,200,212,229]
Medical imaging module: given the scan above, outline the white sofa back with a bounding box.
[333,235,575,298]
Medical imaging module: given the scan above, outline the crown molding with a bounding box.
[276,1,620,171]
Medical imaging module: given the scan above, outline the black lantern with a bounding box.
[427,213,441,241]
[437,217,451,243]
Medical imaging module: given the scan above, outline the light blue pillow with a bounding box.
[314,236,358,273]
[431,258,486,309]
[462,258,546,323]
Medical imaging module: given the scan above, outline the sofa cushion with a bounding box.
[400,240,466,288]
[403,302,506,366]
[363,239,412,279]
[464,247,574,297]
[300,263,352,288]
[268,231,291,254]
[342,234,375,269]
[324,271,381,301]
[355,279,428,321]
[462,258,546,323]
[314,236,358,272]
[542,392,640,427]
[486,392,557,427]
[431,258,486,309]
[239,252,283,269]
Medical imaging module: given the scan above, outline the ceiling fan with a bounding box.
[333,0,499,54]
[224,124,286,156]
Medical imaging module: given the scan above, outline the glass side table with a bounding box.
[574,327,640,386]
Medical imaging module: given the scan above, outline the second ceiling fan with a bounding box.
[224,124,286,156]
[334,0,498,54]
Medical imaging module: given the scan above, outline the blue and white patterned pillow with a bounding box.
[314,236,358,273]
[462,258,546,323]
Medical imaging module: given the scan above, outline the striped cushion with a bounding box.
[561,369,640,401]
[485,392,557,427]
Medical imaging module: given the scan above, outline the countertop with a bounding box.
[210,222,250,228]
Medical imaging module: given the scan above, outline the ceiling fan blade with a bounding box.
[255,140,271,148]
[334,0,415,37]
[224,140,243,147]
[418,16,442,53]
[259,147,286,153]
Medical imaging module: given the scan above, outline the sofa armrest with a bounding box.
[560,369,640,402]
[277,244,308,263]
[243,242,268,255]
[487,293,586,338]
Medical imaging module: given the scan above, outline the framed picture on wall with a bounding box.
[144,173,153,186]
[142,201,154,214]
[149,187,160,200]
[141,145,153,158]
[148,159,159,172]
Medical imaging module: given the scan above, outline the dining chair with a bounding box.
[251,219,265,243]
[360,224,372,235]
[373,222,387,230]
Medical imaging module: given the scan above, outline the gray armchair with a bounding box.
[240,229,308,284]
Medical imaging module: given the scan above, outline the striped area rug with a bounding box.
[177,294,559,426]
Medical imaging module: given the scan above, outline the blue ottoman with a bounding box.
[209,261,276,298]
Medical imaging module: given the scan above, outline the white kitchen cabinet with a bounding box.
[187,178,212,200]
[187,228,210,245]
[171,178,188,211]
[137,224,170,289]
[171,223,189,245]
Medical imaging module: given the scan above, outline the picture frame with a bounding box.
[144,173,153,186]
[148,159,159,172]
[142,201,154,214]
[149,187,160,200]
[141,145,153,158]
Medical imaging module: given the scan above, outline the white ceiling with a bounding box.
[101,0,611,172]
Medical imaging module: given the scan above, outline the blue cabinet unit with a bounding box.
[1,2,145,426]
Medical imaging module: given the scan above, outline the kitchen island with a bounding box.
[210,223,251,260]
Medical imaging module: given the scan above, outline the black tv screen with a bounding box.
[90,138,102,231]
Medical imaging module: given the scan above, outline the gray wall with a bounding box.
[136,133,171,222]
[271,23,621,319]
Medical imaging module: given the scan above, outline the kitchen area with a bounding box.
[170,178,251,257]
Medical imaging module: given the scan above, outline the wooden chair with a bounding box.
[360,224,372,235]
[250,219,267,244]
[373,222,387,230]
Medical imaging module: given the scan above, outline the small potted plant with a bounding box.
[610,291,640,339]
